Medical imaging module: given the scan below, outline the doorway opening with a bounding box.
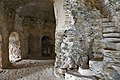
[9,32,21,63]
[41,36,53,57]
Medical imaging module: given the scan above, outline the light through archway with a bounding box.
[9,32,21,63]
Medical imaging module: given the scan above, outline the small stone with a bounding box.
[58,68,67,75]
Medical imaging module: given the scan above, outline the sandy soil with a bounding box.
[0,60,64,80]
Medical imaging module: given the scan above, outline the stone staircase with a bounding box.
[65,18,120,80]
[101,18,120,62]
[101,18,120,79]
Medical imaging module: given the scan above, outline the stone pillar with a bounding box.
[1,34,10,68]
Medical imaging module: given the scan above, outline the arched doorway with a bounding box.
[41,36,53,57]
[9,32,21,63]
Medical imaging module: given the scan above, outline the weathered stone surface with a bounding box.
[103,33,120,38]
[89,61,104,78]
[0,0,56,68]
[0,0,120,80]
[103,62,120,80]
[65,71,98,80]
[103,27,120,33]
[58,68,67,75]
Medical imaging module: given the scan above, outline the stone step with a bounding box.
[102,50,120,53]
[103,27,120,33]
[101,22,115,27]
[89,60,104,78]
[89,60,103,67]
[78,67,96,76]
[65,71,99,80]
[103,38,120,43]
[103,33,120,38]
[103,42,120,51]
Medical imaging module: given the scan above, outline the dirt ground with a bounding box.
[0,60,64,80]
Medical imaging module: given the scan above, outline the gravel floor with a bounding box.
[0,60,64,80]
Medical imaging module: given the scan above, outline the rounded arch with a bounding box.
[42,36,50,41]
[9,32,21,63]
[41,35,53,57]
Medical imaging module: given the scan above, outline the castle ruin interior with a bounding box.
[0,0,120,80]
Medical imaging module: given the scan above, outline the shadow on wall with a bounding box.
[9,32,21,63]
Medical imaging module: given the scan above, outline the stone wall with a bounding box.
[0,0,56,67]
[14,3,56,59]
[54,0,120,79]
[0,1,14,68]
[54,0,103,76]
[102,0,120,79]
[0,0,120,79]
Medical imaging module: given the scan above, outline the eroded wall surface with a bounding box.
[0,0,120,79]
[54,0,120,79]
[0,0,56,67]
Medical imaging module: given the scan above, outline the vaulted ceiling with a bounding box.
[1,0,55,23]
[2,0,54,10]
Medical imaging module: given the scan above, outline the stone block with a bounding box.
[58,68,67,75]
[103,42,117,50]
[103,33,120,38]
[65,71,97,80]
[78,67,96,76]
[103,38,120,43]
[103,27,120,33]
[101,22,115,27]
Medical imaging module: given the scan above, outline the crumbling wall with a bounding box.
[0,1,15,68]
[54,0,103,76]
[54,0,120,79]
[55,0,120,79]
[102,0,120,79]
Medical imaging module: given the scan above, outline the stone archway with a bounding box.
[41,36,53,57]
[9,32,21,63]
